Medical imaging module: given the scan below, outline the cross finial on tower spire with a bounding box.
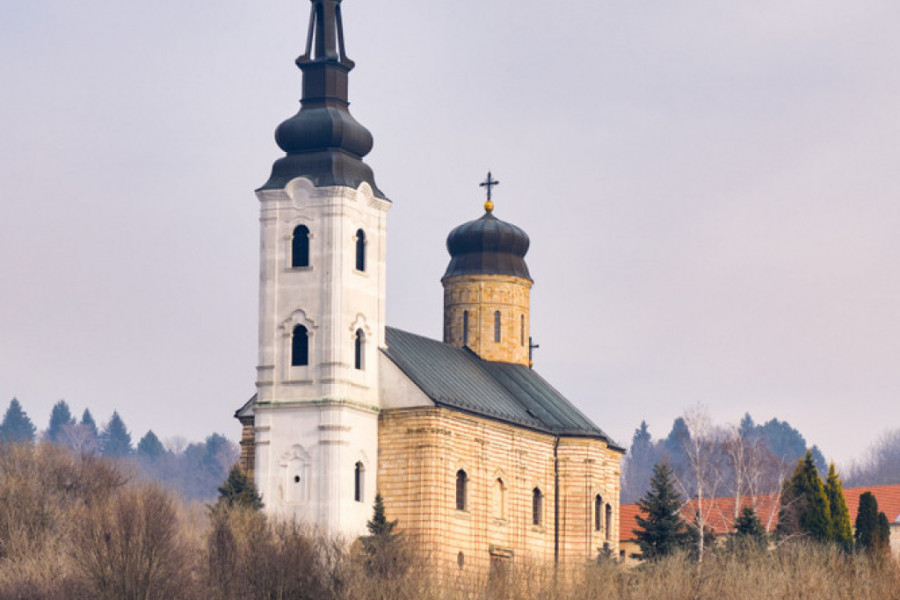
[480,171,499,212]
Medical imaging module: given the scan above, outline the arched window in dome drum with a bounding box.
[292,325,309,367]
[355,229,366,272]
[595,494,603,531]
[292,225,310,267]
[520,314,525,346]
[605,503,612,540]
[494,311,501,343]
[463,311,469,346]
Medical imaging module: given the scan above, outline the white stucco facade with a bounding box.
[252,175,390,538]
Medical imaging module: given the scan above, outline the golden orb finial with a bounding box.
[479,171,499,213]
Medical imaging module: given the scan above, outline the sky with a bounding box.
[1,0,899,467]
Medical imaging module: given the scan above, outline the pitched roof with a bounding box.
[383,327,622,448]
[620,483,900,542]
[844,484,900,524]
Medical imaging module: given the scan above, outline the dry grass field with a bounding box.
[0,443,897,600]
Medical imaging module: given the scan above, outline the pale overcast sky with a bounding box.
[1,0,899,467]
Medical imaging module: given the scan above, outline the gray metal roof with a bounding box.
[383,327,623,449]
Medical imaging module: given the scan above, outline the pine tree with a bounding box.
[633,462,690,560]
[45,400,75,444]
[855,491,891,555]
[824,462,853,551]
[729,506,768,552]
[0,398,36,444]
[215,464,263,510]
[136,430,166,459]
[777,450,832,542]
[80,409,98,437]
[623,421,657,502]
[361,493,407,577]
[99,411,132,458]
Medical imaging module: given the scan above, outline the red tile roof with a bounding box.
[620,483,900,542]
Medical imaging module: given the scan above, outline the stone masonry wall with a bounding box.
[377,407,622,575]
[442,274,532,366]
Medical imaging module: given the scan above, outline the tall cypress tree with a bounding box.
[777,450,832,542]
[99,411,132,458]
[824,463,853,551]
[45,400,75,444]
[633,462,690,560]
[855,491,891,555]
[0,398,36,444]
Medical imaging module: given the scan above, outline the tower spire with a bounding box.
[261,0,386,197]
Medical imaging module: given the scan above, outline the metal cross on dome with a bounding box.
[480,171,500,201]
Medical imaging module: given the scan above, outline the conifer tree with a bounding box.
[136,430,166,459]
[729,506,768,552]
[734,506,767,538]
[215,464,263,510]
[81,409,99,437]
[777,450,832,542]
[99,411,132,458]
[633,462,690,560]
[824,462,853,551]
[361,493,407,577]
[855,491,891,555]
[0,398,36,444]
[45,400,75,444]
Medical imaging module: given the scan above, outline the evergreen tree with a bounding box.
[824,462,853,551]
[777,450,832,542]
[80,409,98,437]
[99,411,132,458]
[0,398,36,444]
[45,400,75,444]
[730,506,768,551]
[738,413,756,439]
[136,430,166,459]
[623,421,657,502]
[875,513,892,555]
[854,491,891,555]
[361,493,407,577]
[215,464,263,510]
[633,462,690,560]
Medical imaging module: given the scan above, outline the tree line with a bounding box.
[634,451,894,563]
[0,398,237,501]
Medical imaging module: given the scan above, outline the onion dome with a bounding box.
[260,0,385,198]
[443,187,531,281]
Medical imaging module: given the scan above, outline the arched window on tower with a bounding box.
[292,325,309,367]
[494,311,501,343]
[355,229,366,272]
[532,488,543,526]
[520,314,525,346]
[354,329,365,370]
[456,470,468,511]
[605,503,612,541]
[292,225,310,267]
[594,494,603,532]
[463,311,469,346]
[354,461,365,502]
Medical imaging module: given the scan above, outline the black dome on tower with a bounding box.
[260,0,385,197]
[443,197,531,282]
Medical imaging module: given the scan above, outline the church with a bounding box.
[235,0,624,572]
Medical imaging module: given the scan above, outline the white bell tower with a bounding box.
[249,0,389,537]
